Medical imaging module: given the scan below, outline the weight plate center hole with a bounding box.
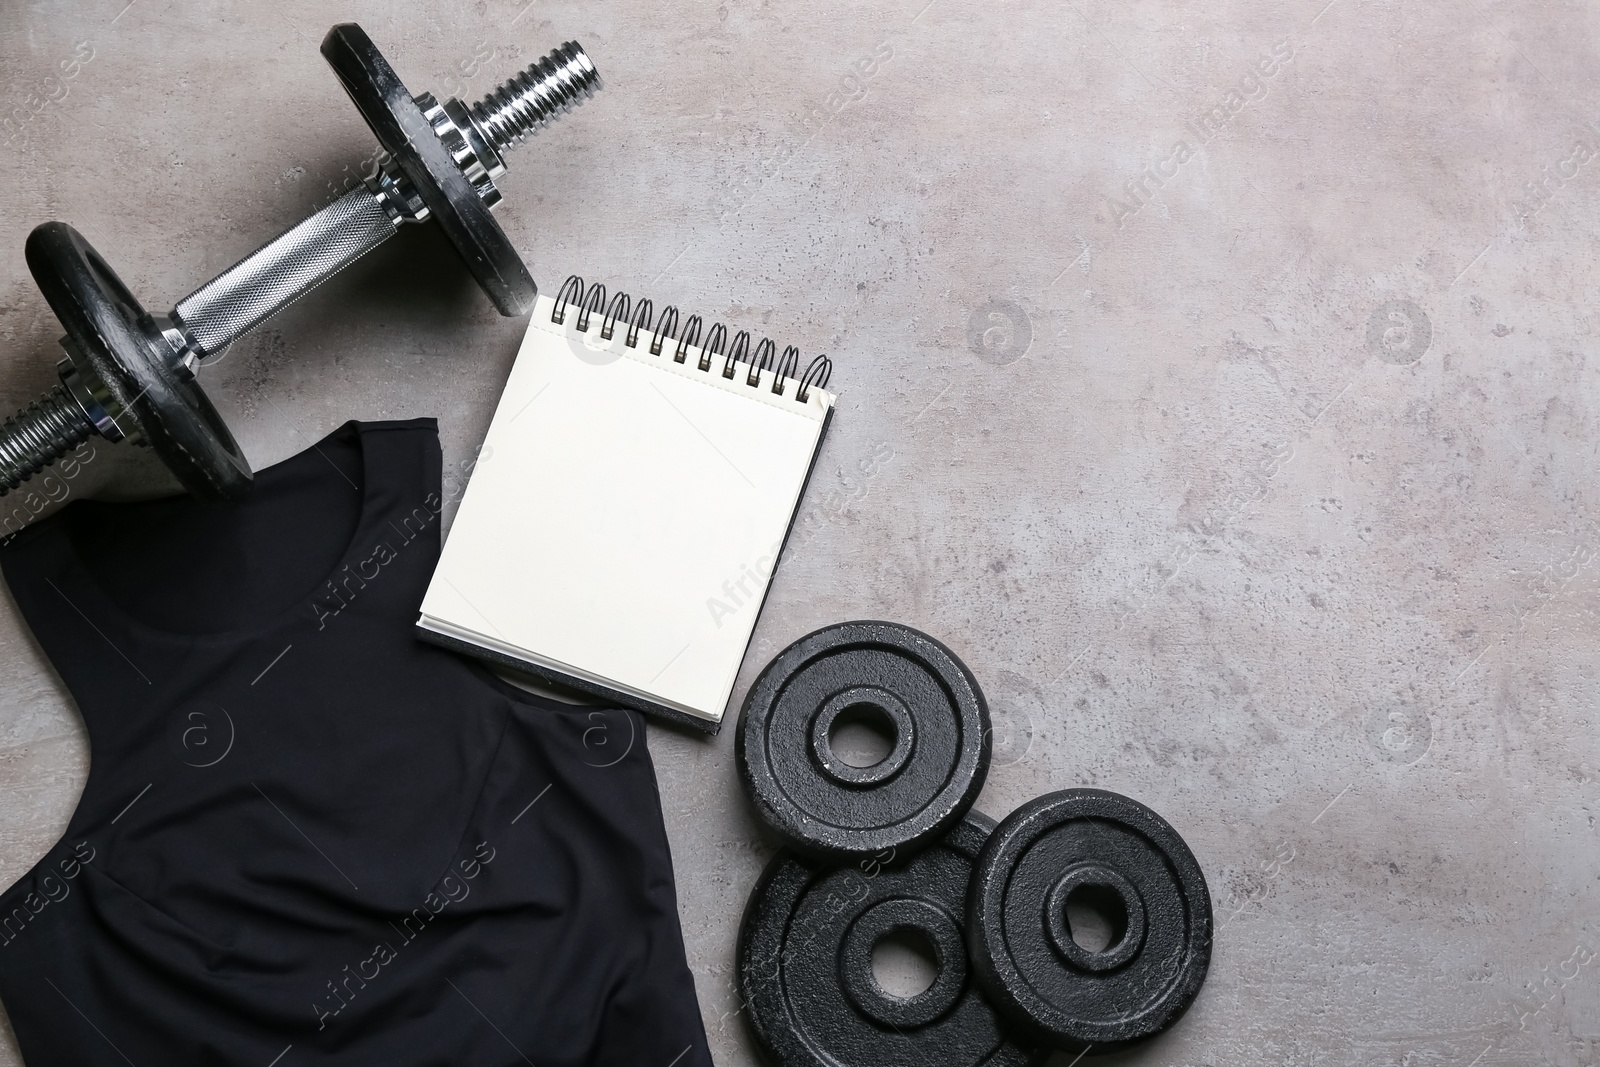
[839,896,969,1029]
[811,686,916,788]
[871,926,941,1000]
[1044,863,1148,973]
[1065,884,1127,954]
[832,703,896,768]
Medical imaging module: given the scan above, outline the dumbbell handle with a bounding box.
[173,186,400,360]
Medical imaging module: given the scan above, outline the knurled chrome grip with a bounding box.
[173,187,398,358]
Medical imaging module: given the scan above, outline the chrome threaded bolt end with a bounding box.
[0,384,95,495]
[470,42,599,154]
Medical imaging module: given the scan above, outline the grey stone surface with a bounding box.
[1,0,1597,1064]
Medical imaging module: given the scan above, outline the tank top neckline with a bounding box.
[57,421,394,648]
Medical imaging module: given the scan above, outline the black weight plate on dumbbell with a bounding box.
[25,222,253,500]
[738,812,1044,1067]
[320,23,537,317]
[967,788,1213,1052]
[737,621,991,861]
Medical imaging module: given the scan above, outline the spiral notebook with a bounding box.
[417,277,836,733]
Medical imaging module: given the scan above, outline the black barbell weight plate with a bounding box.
[737,621,991,861]
[320,24,538,317]
[25,222,253,500]
[966,788,1214,1053]
[737,812,1044,1067]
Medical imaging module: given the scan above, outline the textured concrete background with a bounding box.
[2,0,1598,1064]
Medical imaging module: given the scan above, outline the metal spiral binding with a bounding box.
[701,323,726,373]
[549,275,831,401]
[674,316,702,364]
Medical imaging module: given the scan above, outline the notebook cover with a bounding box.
[418,405,831,735]
[418,287,836,733]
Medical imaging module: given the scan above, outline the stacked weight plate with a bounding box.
[738,812,1041,1067]
[734,620,1214,1065]
[967,789,1213,1053]
[737,620,992,862]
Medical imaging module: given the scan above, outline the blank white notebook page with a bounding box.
[420,293,834,724]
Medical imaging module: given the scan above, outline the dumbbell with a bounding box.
[0,23,599,500]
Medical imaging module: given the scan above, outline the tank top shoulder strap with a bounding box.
[305,419,444,631]
[358,418,444,524]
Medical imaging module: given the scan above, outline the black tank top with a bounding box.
[0,420,711,1067]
